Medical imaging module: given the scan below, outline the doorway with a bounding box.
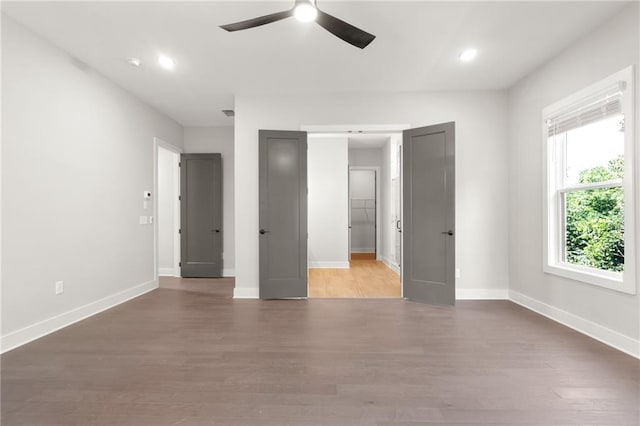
[349,168,377,260]
[306,133,402,298]
[154,138,182,280]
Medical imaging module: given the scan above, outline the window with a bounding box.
[543,66,636,294]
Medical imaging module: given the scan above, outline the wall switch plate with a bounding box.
[139,215,148,225]
[55,281,64,295]
[455,268,461,278]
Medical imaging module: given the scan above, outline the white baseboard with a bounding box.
[223,268,236,277]
[351,248,375,253]
[509,290,639,359]
[456,288,508,300]
[381,256,400,274]
[159,267,178,277]
[0,279,158,354]
[309,261,350,269]
[233,286,259,299]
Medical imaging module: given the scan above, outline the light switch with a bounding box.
[139,216,148,225]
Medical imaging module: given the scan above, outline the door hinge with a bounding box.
[178,162,181,167]
[178,195,181,201]
[179,262,182,267]
[179,229,182,234]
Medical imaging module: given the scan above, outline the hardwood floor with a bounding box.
[309,260,401,298]
[351,253,377,260]
[1,277,639,425]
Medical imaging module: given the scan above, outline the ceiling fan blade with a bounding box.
[315,8,375,49]
[220,9,294,32]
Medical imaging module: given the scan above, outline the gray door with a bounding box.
[259,130,308,299]
[180,154,223,278]
[402,122,455,305]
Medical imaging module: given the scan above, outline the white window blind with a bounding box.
[546,82,625,136]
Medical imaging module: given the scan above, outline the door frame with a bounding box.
[349,166,381,261]
[302,124,408,299]
[153,137,183,282]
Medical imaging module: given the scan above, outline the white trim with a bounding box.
[159,267,178,277]
[301,124,411,133]
[233,286,259,299]
[542,66,636,294]
[509,290,639,359]
[0,280,158,354]
[153,137,183,283]
[381,256,400,275]
[456,289,508,300]
[309,261,350,268]
[222,268,236,277]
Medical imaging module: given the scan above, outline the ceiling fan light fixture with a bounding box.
[294,2,317,22]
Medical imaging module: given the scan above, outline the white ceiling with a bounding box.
[348,134,392,149]
[2,1,629,126]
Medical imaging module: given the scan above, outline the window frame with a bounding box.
[542,66,636,294]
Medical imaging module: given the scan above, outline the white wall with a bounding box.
[183,126,235,276]
[507,4,640,356]
[308,136,349,268]
[382,136,401,270]
[157,146,179,276]
[1,16,183,351]
[349,148,382,168]
[234,90,509,299]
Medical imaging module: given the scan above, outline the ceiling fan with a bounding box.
[219,0,376,49]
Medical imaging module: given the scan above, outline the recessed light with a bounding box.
[158,55,175,70]
[127,57,141,67]
[459,49,477,62]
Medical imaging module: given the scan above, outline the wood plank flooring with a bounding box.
[309,260,401,298]
[1,277,639,425]
[351,253,377,260]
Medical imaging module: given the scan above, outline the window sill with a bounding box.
[544,263,636,295]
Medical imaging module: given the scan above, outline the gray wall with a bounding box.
[1,16,183,348]
[183,126,235,276]
[507,4,639,344]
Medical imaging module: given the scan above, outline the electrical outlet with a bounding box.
[455,268,461,279]
[55,281,64,295]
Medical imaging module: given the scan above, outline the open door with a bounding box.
[259,130,308,299]
[402,122,455,305]
[180,153,223,277]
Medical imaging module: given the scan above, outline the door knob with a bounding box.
[259,229,269,235]
[441,230,454,236]
[214,229,220,233]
